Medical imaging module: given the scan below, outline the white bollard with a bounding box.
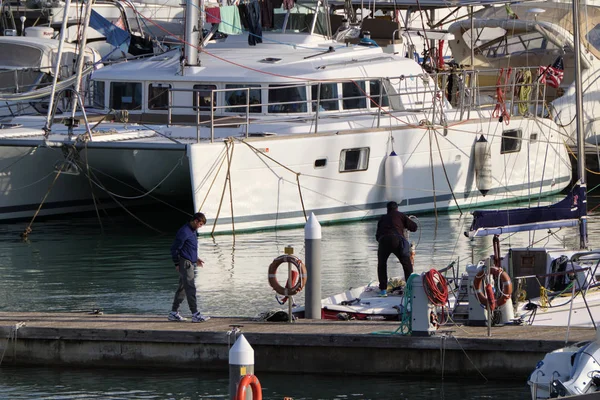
[410,273,437,336]
[305,212,322,319]
[228,334,254,400]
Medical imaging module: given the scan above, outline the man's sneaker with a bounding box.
[377,289,388,297]
[168,311,187,322]
[192,312,210,323]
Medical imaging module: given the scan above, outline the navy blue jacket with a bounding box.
[171,223,198,264]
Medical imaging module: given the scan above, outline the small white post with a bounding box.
[228,334,254,400]
[305,212,322,319]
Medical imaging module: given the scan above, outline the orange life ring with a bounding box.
[473,266,513,310]
[268,255,307,296]
[235,374,262,400]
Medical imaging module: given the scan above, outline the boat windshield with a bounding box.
[269,0,329,35]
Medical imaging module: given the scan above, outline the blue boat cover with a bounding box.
[89,10,131,53]
[467,185,587,237]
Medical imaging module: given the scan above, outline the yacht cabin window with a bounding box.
[148,83,171,110]
[469,29,558,58]
[342,81,367,110]
[311,83,339,111]
[193,84,216,111]
[268,84,307,113]
[314,158,327,168]
[110,82,142,110]
[225,84,262,113]
[339,148,369,172]
[92,81,105,109]
[501,129,522,154]
[369,81,389,108]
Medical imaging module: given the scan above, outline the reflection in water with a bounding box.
[0,366,530,399]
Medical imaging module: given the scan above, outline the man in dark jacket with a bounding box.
[375,201,418,297]
[168,212,210,322]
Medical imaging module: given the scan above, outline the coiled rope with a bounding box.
[423,269,449,306]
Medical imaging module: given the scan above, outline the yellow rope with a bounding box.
[539,286,549,311]
[517,70,532,116]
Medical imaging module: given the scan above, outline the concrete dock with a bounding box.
[0,312,595,380]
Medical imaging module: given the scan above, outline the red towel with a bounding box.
[206,7,221,24]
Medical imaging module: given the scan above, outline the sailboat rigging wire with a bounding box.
[85,165,163,233]
[82,143,104,233]
[433,126,462,215]
[212,139,235,237]
[89,165,190,214]
[0,147,35,173]
[428,129,438,224]
[226,139,236,242]
[81,153,186,200]
[198,148,229,210]
[21,150,78,237]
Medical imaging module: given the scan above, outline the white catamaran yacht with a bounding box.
[0,0,572,231]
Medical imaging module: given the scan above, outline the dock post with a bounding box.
[229,334,254,400]
[305,212,322,319]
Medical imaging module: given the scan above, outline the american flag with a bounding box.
[538,56,564,89]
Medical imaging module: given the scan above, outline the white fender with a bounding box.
[384,150,403,202]
[474,135,492,196]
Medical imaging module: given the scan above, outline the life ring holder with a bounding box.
[268,255,307,296]
[235,374,262,400]
[473,266,513,310]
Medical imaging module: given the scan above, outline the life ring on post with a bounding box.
[268,255,307,296]
[235,374,262,400]
[473,266,513,311]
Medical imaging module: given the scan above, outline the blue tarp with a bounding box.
[467,185,587,237]
[89,10,130,53]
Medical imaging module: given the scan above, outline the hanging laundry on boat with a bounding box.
[260,0,274,29]
[538,56,564,89]
[242,0,263,45]
[89,10,131,53]
[218,5,243,35]
[206,7,221,24]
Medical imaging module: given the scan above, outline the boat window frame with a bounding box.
[192,84,217,112]
[109,81,143,111]
[501,128,522,154]
[224,84,263,114]
[310,82,340,112]
[342,81,367,110]
[267,84,308,114]
[339,147,370,172]
[368,80,389,109]
[91,80,105,109]
[147,83,171,111]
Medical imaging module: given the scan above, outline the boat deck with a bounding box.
[0,312,596,379]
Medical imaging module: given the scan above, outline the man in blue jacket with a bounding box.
[168,212,210,322]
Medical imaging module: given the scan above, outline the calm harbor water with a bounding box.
[0,199,598,399]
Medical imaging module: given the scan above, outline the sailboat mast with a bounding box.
[185,0,200,67]
[572,0,588,249]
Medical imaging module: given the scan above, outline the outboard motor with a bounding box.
[528,331,600,399]
[553,339,600,396]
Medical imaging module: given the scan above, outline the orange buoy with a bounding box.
[236,374,262,400]
[268,255,307,296]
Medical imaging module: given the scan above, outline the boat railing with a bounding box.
[164,67,552,143]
